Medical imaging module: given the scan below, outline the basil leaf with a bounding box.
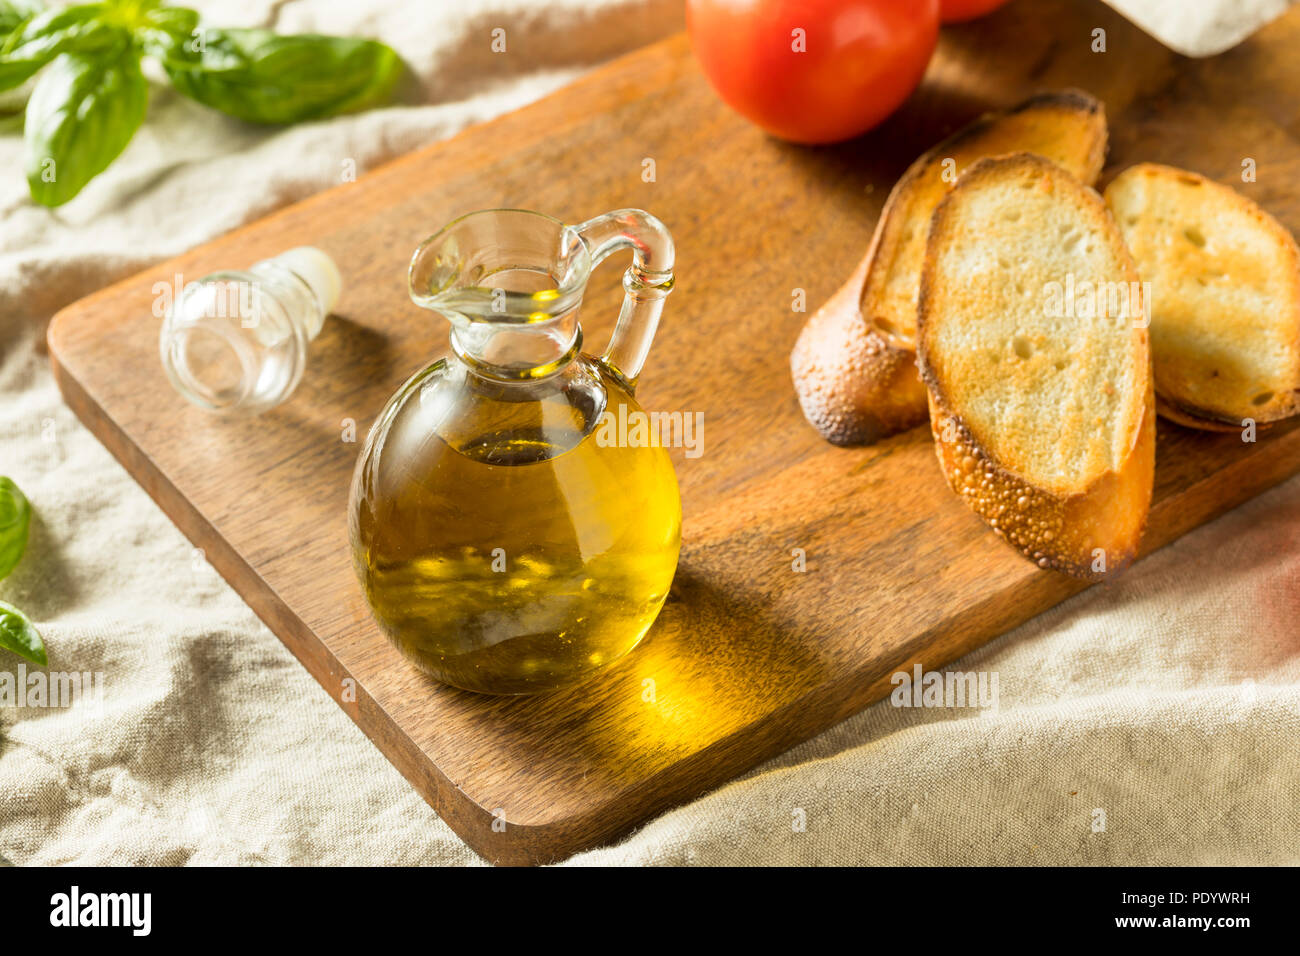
[163,28,401,124]
[133,4,197,62]
[0,599,46,666]
[0,0,43,40]
[0,476,30,581]
[0,3,117,92]
[25,41,147,206]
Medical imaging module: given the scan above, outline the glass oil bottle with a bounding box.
[348,209,680,695]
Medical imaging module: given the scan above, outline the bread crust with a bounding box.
[792,90,1108,446]
[789,255,931,444]
[916,153,1155,580]
[1154,395,1246,433]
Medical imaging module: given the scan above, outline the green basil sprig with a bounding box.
[162,28,401,124]
[0,4,121,91]
[0,476,30,581]
[2,0,403,205]
[131,3,194,61]
[0,0,39,35]
[26,39,146,206]
[0,477,45,667]
[0,600,45,666]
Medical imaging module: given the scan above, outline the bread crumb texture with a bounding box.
[919,154,1154,579]
[1106,162,1300,424]
[922,156,1146,495]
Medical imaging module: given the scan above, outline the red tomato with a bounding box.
[686,0,939,145]
[939,0,1012,22]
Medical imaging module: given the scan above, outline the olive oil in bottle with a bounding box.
[348,207,681,694]
[351,360,680,695]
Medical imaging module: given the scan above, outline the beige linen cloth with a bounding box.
[1,0,1298,867]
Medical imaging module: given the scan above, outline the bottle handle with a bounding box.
[575,209,675,392]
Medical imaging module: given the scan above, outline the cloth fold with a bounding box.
[1102,0,1296,57]
[2,0,1297,866]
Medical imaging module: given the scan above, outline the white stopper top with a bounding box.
[272,246,342,332]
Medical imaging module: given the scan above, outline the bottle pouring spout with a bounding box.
[408,207,674,388]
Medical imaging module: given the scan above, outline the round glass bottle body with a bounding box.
[349,354,681,695]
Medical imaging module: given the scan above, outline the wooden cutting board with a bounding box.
[47,0,1300,864]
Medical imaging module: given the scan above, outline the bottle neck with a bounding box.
[448,308,582,382]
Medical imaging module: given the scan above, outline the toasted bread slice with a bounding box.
[792,90,1108,445]
[1105,163,1300,427]
[917,154,1155,580]
[1154,395,1240,433]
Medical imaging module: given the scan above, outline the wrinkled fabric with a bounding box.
[1,0,1296,867]
[1105,0,1295,56]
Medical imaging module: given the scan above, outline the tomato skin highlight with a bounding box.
[686,0,940,145]
[939,0,1012,22]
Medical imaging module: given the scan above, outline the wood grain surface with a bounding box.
[47,0,1300,864]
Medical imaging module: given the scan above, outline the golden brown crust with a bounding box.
[916,153,1154,581]
[927,397,1154,578]
[1155,394,1260,433]
[789,256,930,445]
[792,90,1108,447]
